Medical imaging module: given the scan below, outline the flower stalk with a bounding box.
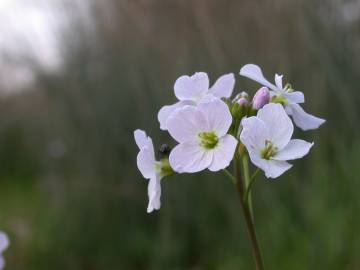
[234,155,265,270]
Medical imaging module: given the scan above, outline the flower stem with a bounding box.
[235,157,265,270]
[244,169,260,205]
[242,155,253,218]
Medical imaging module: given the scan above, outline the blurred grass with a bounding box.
[0,0,359,269]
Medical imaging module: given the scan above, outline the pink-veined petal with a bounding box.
[239,64,277,91]
[198,99,232,136]
[275,74,283,90]
[169,141,213,173]
[283,91,305,104]
[248,152,292,179]
[137,144,156,179]
[134,129,150,149]
[174,72,209,101]
[286,104,326,131]
[257,104,293,150]
[274,139,313,161]
[240,116,268,153]
[147,176,161,213]
[208,73,235,98]
[208,135,238,171]
[157,101,194,130]
[167,105,209,143]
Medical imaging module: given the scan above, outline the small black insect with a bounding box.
[158,144,171,157]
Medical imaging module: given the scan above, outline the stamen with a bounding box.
[198,131,219,149]
[261,140,278,160]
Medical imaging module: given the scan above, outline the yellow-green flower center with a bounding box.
[199,131,219,149]
[271,93,288,106]
[156,158,174,177]
[261,140,278,160]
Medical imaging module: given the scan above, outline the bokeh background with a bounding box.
[0,0,359,269]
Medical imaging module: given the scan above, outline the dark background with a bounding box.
[0,0,359,269]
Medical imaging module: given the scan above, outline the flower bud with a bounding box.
[237,97,248,106]
[233,91,248,102]
[252,87,270,110]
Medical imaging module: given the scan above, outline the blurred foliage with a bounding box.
[0,0,359,269]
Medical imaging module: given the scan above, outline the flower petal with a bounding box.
[275,74,283,90]
[157,101,194,130]
[257,104,293,149]
[174,72,209,101]
[208,73,235,98]
[147,176,161,213]
[167,105,209,143]
[240,116,268,153]
[137,143,156,179]
[283,91,304,104]
[198,99,233,136]
[239,64,277,91]
[274,139,313,161]
[134,129,149,149]
[0,233,9,253]
[208,135,238,171]
[169,141,213,173]
[248,152,292,178]
[286,104,326,131]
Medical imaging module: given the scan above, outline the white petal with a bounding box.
[157,101,194,130]
[286,104,326,131]
[147,176,161,213]
[248,152,292,179]
[134,129,149,149]
[137,144,156,179]
[275,74,283,90]
[257,104,293,149]
[283,91,304,104]
[167,105,209,143]
[240,116,268,153]
[239,64,277,91]
[0,233,9,253]
[208,135,238,171]
[274,139,314,161]
[169,141,213,173]
[174,72,209,101]
[197,99,232,136]
[208,73,235,98]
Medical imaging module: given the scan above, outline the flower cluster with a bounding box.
[135,64,325,213]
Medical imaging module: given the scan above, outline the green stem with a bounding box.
[234,156,265,270]
[242,155,253,218]
[244,169,260,205]
[222,169,236,184]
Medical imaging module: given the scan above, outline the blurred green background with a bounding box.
[0,0,359,269]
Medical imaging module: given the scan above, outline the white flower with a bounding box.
[158,72,235,130]
[0,232,9,269]
[239,64,325,130]
[167,99,238,173]
[240,103,314,178]
[134,130,172,213]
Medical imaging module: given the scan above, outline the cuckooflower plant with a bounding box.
[134,66,325,270]
[240,64,325,130]
[158,72,235,130]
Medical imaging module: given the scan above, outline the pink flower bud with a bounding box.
[252,87,270,110]
[237,97,248,106]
